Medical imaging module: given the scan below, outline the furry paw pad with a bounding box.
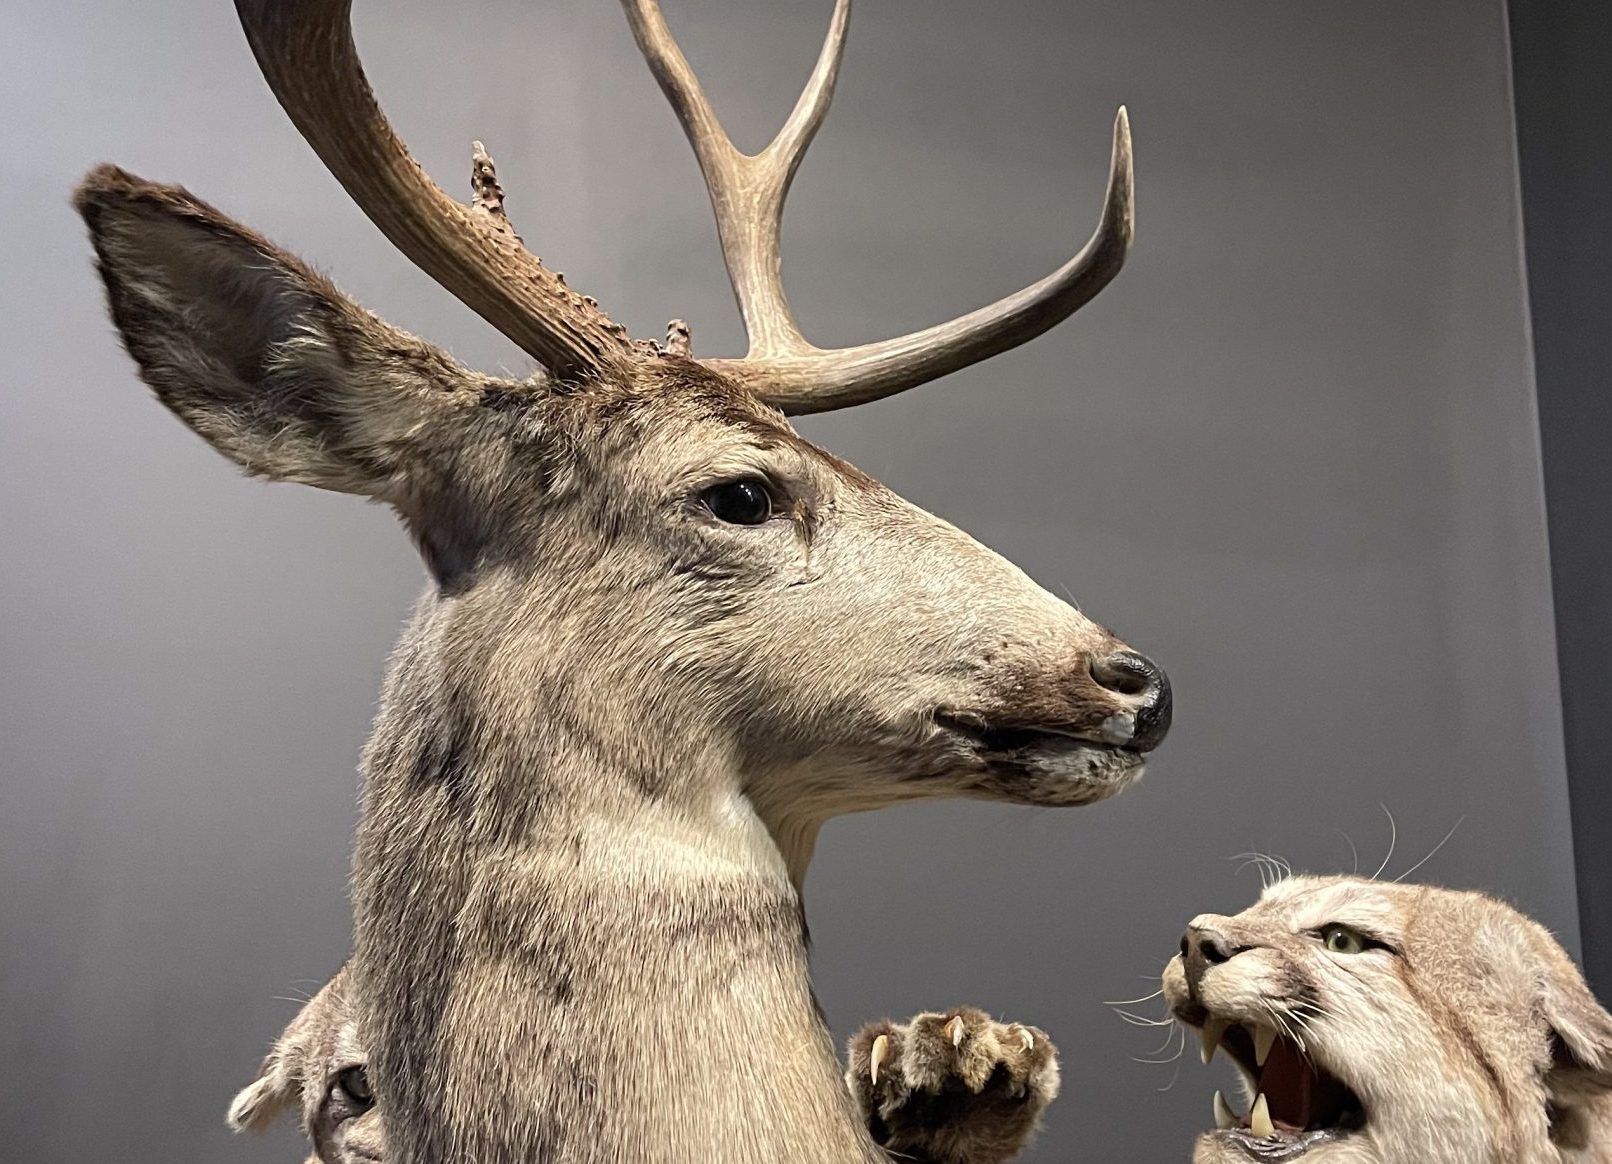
[846,1007,1059,1164]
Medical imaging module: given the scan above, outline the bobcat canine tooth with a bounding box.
[947,1016,965,1047]
[1252,1024,1276,1066]
[1249,1093,1275,1139]
[1213,1090,1237,1131]
[870,1034,890,1085]
[1201,1017,1228,1065]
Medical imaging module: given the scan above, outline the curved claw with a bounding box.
[870,1032,890,1085]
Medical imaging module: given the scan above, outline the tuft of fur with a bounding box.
[229,964,383,1164]
[1162,877,1612,1163]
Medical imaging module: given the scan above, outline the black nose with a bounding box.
[1089,651,1172,751]
[1181,925,1238,997]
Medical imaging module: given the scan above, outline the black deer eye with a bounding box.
[701,480,774,525]
[335,1066,374,1110]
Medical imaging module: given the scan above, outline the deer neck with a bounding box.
[354,605,879,1164]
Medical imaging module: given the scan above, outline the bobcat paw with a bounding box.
[846,1007,1059,1164]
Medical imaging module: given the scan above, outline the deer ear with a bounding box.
[74,165,482,497]
[1538,938,1612,1101]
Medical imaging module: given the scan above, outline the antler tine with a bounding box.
[766,0,852,198]
[707,108,1135,414]
[623,0,850,359]
[626,0,1133,416]
[235,0,635,383]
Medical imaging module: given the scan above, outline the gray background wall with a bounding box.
[0,1,1578,1160]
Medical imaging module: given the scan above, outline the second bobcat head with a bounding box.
[227,966,380,1164]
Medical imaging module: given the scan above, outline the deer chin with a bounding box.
[935,716,1146,806]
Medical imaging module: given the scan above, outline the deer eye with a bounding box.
[701,480,774,525]
[1318,924,1368,955]
[335,1065,374,1109]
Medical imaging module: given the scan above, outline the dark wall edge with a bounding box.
[1507,0,1612,992]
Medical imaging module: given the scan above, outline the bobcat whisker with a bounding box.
[1369,804,1399,880]
[1392,816,1465,884]
[1231,850,1292,891]
[1140,1022,1186,1058]
[1336,828,1361,876]
[1112,1008,1176,1027]
[1133,1025,1188,1065]
[1269,1008,1308,1057]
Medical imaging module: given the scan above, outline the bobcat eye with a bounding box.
[1319,924,1368,955]
[335,1065,374,1110]
[701,479,774,525]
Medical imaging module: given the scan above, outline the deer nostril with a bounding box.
[1089,651,1153,696]
[1089,651,1172,752]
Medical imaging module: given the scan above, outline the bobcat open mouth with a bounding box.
[1196,1018,1365,1159]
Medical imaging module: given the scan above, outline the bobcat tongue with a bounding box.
[1257,1037,1316,1130]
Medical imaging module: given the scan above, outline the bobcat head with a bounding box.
[228,966,381,1164]
[1162,876,1612,1163]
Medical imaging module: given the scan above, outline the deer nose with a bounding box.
[1088,651,1172,752]
[1181,924,1239,997]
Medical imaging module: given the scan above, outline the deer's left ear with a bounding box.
[75,164,489,499]
[1537,936,1612,1101]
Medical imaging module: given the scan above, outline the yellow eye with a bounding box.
[1320,924,1367,954]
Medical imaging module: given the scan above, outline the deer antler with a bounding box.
[235,0,637,385]
[237,0,1131,411]
[625,0,1135,415]
[623,0,848,362]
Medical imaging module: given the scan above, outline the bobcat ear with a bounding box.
[74,164,484,498]
[1538,936,1612,1100]
[226,972,347,1134]
[226,1051,301,1134]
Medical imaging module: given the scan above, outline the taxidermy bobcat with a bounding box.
[233,968,1059,1164]
[1163,876,1612,1163]
[228,965,381,1164]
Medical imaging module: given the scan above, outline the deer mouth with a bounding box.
[1192,1019,1366,1160]
[933,713,1145,803]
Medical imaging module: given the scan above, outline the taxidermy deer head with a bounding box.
[76,1,1169,1160]
[76,0,1166,838]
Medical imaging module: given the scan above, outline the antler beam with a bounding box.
[711,110,1132,413]
[236,0,636,384]
[624,0,1135,415]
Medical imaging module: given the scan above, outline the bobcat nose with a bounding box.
[1181,924,1240,998]
[1089,651,1172,752]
